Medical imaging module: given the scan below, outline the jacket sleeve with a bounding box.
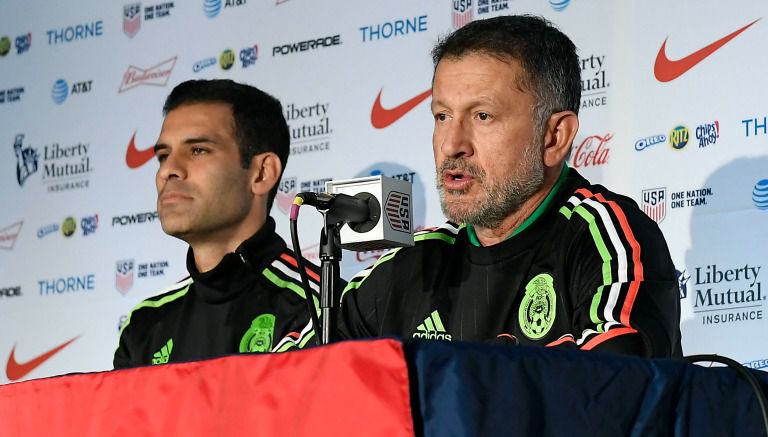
[560,195,682,358]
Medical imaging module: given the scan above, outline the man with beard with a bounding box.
[339,16,682,357]
[114,80,320,368]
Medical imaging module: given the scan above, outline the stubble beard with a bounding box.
[436,142,545,229]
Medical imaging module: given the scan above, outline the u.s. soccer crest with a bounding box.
[123,3,142,38]
[641,187,666,223]
[116,259,135,294]
[452,0,474,29]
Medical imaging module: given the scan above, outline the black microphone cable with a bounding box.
[685,354,768,437]
[289,195,322,346]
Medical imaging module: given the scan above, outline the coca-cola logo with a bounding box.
[570,133,613,168]
[119,56,177,93]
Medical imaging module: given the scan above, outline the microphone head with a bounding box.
[325,175,414,251]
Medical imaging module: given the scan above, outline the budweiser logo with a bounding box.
[119,57,177,93]
[571,133,612,168]
[0,221,23,250]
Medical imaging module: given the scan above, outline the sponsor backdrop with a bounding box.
[0,0,766,383]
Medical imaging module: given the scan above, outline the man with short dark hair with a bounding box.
[341,16,682,357]
[114,79,319,369]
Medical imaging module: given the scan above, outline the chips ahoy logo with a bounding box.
[452,0,473,29]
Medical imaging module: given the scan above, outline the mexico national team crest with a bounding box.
[641,187,666,223]
[239,314,276,353]
[115,259,135,294]
[123,3,142,38]
[519,273,556,340]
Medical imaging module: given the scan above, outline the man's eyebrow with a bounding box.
[153,137,215,153]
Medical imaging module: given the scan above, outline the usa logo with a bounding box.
[276,177,297,215]
[385,191,411,233]
[123,3,142,38]
[641,187,666,223]
[452,0,473,29]
[116,259,135,294]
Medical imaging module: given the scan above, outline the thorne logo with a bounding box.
[112,211,159,226]
[38,274,95,296]
[569,133,612,168]
[692,263,765,325]
[285,102,332,156]
[580,55,609,110]
[360,15,427,43]
[13,134,93,192]
[0,221,23,250]
[119,56,176,93]
[272,35,341,57]
[46,21,103,45]
[741,116,767,138]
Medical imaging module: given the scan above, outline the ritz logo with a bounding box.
[669,125,689,150]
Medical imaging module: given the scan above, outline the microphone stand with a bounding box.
[318,211,343,345]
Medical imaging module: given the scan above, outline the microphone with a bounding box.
[295,191,380,232]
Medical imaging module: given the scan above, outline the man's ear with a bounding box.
[542,111,579,167]
[249,152,282,197]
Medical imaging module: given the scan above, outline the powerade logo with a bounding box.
[635,134,666,151]
[38,274,96,296]
[753,179,768,210]
[46,21,104,45]
[204,0,222,18]
[669,125,689,150]
[285,102,332,155]
[360,15,427,43]
[51,79,68,104]
[272,35,341,57]
[111,211,159,226]
[550,0,571,11]
[691,263,765,325]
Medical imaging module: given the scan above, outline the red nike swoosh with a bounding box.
[6,336,80,381]
[654,18,760,82]
[371,88,432,129]
[126,130,156,169]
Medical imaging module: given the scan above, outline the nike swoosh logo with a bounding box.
[654,18,760,82]
[371,88,432,129]
[126,130,156,169]
[6,336,80,381]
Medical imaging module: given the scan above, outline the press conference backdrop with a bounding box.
[1,0,767,384]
